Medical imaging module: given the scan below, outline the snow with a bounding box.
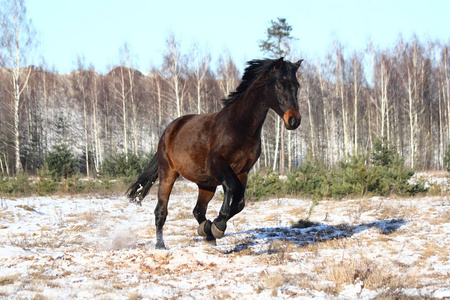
[0,179,449,299]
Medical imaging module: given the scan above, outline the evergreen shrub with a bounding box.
[370,137,426,196]
[246,137,427,200]
[45,144,78,179]
[286,155,329,198]
[246,169,283,201]
[102,152,154,178]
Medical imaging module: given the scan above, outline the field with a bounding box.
[0,177,449,299]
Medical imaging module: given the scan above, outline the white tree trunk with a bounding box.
[272,118,281,171]
[407,69,415,168]
[13,73,22,174]
[353,56,358,154]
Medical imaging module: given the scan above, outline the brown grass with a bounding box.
[8,231,67,249]
[78,211,97,222]
[15,204,35,211]
[0,274,19,286]
[324,257,417,294]
[420,242,448,261]
[261,270,289,297]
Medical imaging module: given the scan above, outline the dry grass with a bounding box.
[288,206,307,217]
[324,257,415,294]
[15,204,35,211]
[430,211,450,225]
[8,231,67,249]
[261,270,289,297]
[78,211,97,222]
[420,242,448,261]
[0,274,19,286]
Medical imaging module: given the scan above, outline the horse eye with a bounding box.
[275,84,282,91]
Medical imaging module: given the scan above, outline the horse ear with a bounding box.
[273,57,284,70]
[294,59,304,70]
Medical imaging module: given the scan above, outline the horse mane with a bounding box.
[222,58,283,107]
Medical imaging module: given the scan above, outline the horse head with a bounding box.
[266,57,303,130]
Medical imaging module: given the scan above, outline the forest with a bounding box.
[1,1,450,180]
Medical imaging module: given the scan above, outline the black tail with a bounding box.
[127,153,159,205]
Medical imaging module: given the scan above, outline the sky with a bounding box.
[25,0,450,74]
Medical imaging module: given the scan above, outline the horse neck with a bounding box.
[227,85,270,137]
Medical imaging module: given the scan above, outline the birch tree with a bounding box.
[163,33,185,118]
[109,66,130,161]
[72,56,92,177]
[190,44,210,114]
[217,52,239,99]
[120,43,140,156]
[0,0,36,174]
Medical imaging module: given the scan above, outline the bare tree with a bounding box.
[109,65,130,161]
[72,56,92,177]
[217,52,239,99]
[163,33,186,118]
[190,44,211,114]
[120,43,140,156]
[0,0,36,174]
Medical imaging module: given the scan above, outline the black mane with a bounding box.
[222,58,294,107]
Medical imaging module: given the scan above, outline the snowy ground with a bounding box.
[1,179,449,299]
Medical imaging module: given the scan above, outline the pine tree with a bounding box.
[259,17,295,58]
[45,144,78,179]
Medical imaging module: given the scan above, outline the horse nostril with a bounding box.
[289,116,297,128]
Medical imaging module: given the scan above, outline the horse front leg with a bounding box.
[229,172,248,219]
[206,155,243,239]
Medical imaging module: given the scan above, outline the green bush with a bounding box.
[326,137,426,198]
[246,169,283,201]
[370,137,426,196]
[286,155,330,198]
[101,152,154,177]
[0,173,32,196]
[34,168,59,195]
[329,154,369,198]
[45,144,78,179]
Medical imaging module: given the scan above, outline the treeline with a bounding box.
[1,35,450,176]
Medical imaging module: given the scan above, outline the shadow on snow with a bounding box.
[222,218,406,254]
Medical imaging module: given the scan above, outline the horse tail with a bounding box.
[127,153,159,205]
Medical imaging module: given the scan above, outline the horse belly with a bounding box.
[165,115,219,186]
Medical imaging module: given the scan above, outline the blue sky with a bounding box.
[26,0,450,74]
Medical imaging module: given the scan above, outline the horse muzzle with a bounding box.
[283,109,301,130]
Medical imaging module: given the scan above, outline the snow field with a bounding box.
[0,180,449,299]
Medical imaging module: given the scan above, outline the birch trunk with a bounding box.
[83,94,90,177]
[273,117,281,171]
[407,69,415,168]
[353,56,358,154]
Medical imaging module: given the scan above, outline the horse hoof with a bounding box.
[197,221,208,237]
[201,236,217,246]
[155,242,166,250]
[211,223,225,239]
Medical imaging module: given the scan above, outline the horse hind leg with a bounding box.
[193,186,216,240]
[154,170,179,249]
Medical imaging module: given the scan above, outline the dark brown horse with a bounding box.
[127,57,303,249]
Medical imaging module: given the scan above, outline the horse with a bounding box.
[127,57,303,249]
